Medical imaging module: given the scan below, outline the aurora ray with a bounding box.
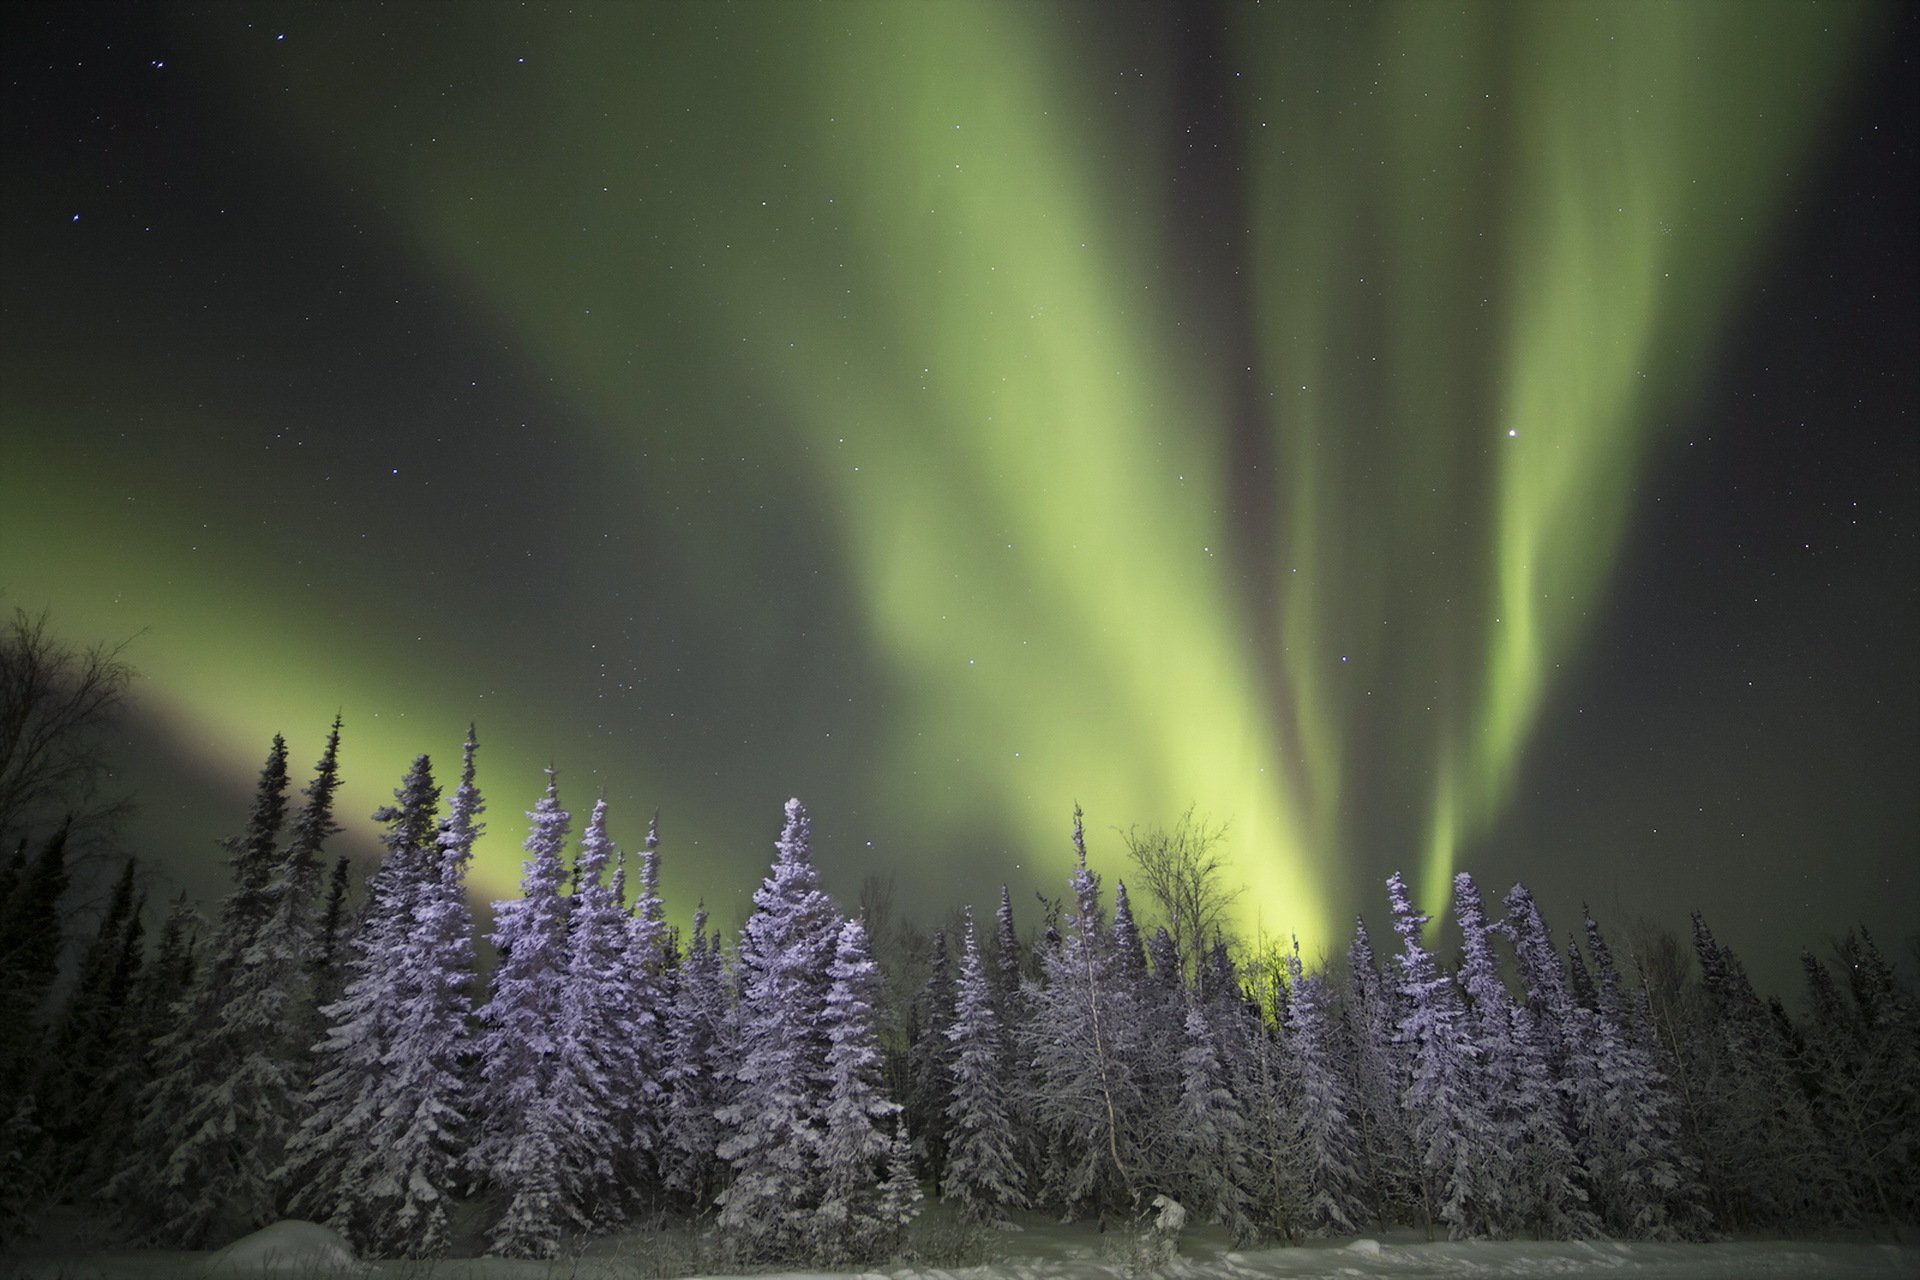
[0,0,1905,980]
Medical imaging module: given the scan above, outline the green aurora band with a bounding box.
[4,1,1873,948]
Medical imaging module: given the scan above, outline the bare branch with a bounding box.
[1119,806,1242,985]
[0,607,138,851]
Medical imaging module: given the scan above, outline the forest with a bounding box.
[1,613,1916,1268]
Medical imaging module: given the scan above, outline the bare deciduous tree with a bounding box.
[0,607,136,851]
[1120,806,1241,985]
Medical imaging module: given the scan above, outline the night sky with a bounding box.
[4,1,1914,997]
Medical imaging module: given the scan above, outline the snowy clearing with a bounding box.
[5,1216,1915,1280]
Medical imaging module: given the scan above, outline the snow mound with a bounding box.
[1344,1237,1384,1255]
[204,1221,361,1275]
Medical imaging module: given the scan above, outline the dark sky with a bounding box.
[3,1,1914,997]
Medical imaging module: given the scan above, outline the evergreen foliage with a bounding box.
[661,905,727,1209]
[475,768,574,1258]
[814,918,916,1263]
[714,797,842,1262]
[112,735,303,1246]
[942,908,1027,1223]
[283,748,463,1257]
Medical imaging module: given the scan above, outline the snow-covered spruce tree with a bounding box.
[1024,806,1141,1222]
[1453,873,1592,1239]
[1802,933,1919,1228]
[1343,916,1419,1230]
[1173,1000,1259,1242]
[905,928,956,1190]
[942,907,1027,1224]
[1109,877,1183,1179]
[714,797,843,1263]
[993,882,1024,1010]
[85,890,199,1192]
[473,768,575,1258]
[272,717,344,1069]
[1685,912,1836,1228]
[281,750,451,1254]
[1577,899,1712,1232]
[1283,940,1368,1236]
[308,856,354,1014]
[1388,871,1497,1239]
[112,735,302,1246]
[1835,931,1920,1224]
[548,797,628,1225]
[368,729,483,1254]
[814,917,917,1264]
[34,855,142,1192]
[613,810,672,1198]
[661,905,728,1209]
[1502,887,1695,1239]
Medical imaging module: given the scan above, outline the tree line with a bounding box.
[2,716,1916,1260]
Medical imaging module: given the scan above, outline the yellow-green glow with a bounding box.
[1239,1,1869,919]
[16,2,1869,947]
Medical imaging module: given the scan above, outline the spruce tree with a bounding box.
[814,918,915,1263]
[282,752,449,1254]
[1389,871,1495,1239]
[88,892,197,1191]
[372,729,482,1255]
[1284,941,1368,1236]
[550,797,628,1224]
[35,856,143,1191]
[476,768,574,1258]
[1025,805,1139,1221]
[661,906,728,1209]
[616,810,672,1194]
[0,823,72,1095]
[1452,873,1591,1239]
[113,736,294,1245]
[943,908,1027,1224]
[714,797,842,1262]
[1174,1001,1260,1241]
[1343,916,1418,1229]
[1686,912,1835,1227]
[906,929,956,1189]
[309,856,354,1014]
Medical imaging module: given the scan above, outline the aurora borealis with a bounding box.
[3,1,1914,993]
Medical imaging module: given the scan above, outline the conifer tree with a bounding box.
[906,929,956,1189]
[1804,934,1919,1228]
[35,856,143,1190]
[1686,912,1835,1227]
[1174,1001,1259,1241]
[272,720,342,1063]
[371,729,482,1254]
[1452,873,1591,1239]
[1284,940,1368,1236]
[308,856,354,1014]
[715,798,842,1262]
[1025,806,1139,1221]
[476,768,574,1258]
[993,882,1023,1009]
[1388,871,1495,1239]
[661,906,728,1209]
[943,908,1027,1223]
[550,797,628,1223]
[0,822,72,1094]
[282,752,450,1254]
[814,918,915,1263]
[88,892,197,1191]
[1343,917,1418,1229]
[113,736,293,1245]
[615,810,671,1193]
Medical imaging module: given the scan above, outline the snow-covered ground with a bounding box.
[5,1211,1916,1280]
